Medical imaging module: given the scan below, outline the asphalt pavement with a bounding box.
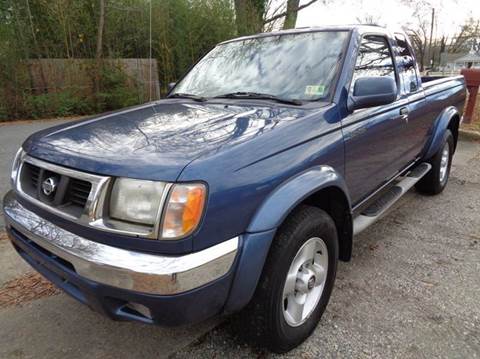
[0,119,75,226]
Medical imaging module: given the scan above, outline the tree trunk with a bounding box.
[25,0,48,94]
[283,0,300,29]
[234,0,247,35]
[96,0,106,60]
[264,0,317,27]
[94,0,106,107]
[428,8,435,68]
[234,0,265,36]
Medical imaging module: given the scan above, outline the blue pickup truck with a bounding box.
[3,25,466,352]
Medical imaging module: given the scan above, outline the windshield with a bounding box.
[172,31,349,102]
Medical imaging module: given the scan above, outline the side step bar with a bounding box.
[353,162,431,236]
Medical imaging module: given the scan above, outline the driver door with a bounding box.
[342,35,410,205]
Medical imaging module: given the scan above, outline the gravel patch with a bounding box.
[0,272,60,309]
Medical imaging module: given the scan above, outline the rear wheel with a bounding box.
[243,205,338,353]
[416,130,454,195]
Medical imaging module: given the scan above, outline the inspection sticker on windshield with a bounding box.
[305,85,325,97]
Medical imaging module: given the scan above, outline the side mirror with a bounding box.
[167,82,176,91]
[347,76,397,112]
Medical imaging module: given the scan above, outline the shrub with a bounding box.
[0,88,9,120]
[24,91,94,119]
[56,91,94,116]
[24,93,51,119]
[97,65,142,111]
[0,101,8,121]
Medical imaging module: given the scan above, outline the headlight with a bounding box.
[107,179,206,240]
[11,148,25,186]
[109,178,167,226]
[161,183,206,239]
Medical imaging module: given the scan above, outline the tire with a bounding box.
[242,205,339,353]
[416,129,454,195]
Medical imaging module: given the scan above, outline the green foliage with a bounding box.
[0,0,236,120]
[0,97,8,121]
[234,0,266,36]
[153,0,236,88]
[97,64,141,111]
[57,91,94,116]
[24,91,94,119]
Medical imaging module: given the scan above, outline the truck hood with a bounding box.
[24,100,309,181]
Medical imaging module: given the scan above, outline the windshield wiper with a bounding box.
[167,93,207,102]
[214,92,302,106]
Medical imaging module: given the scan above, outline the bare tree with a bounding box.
[234,0,318,35]
[264,0,318,28]
[283,0,300,29]
[405,25,428,71]
[449,18,480,54]
[401,0,434,71]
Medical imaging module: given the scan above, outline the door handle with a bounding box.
[399,107,409,122]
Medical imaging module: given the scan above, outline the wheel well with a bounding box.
[301,187,352,262]
[448,115,460,152]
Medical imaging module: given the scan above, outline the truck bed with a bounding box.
[421,75,464,87]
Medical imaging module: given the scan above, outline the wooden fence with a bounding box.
[25,58,160,101]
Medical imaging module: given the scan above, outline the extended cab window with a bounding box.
[172,31,349,101]
[352,35,396,85]
[394,33,419,93]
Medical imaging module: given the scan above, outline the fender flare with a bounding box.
[224,166,351,313]
[423,106,460,160]
[247,165,351,232]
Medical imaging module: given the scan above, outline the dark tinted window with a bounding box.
[394,33,419,93]
[352,35,396,85]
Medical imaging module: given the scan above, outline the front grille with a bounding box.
[66,178,92,207]
[30,163,40,187]
[22,162,41,193]
[19,161,92,217]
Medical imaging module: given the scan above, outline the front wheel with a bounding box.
[243,205,338,353]
[416,129,454,195]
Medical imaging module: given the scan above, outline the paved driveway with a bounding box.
[0,119,75,226]
[0,119,479,358]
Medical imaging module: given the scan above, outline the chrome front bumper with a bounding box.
[3,191,238,295]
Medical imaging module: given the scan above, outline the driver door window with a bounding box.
[351,35,396,92]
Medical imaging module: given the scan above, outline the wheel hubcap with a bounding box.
[439,143,450,184]
[282,237,328,327]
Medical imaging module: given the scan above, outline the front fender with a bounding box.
[247,165,351,232]
[224,166,350,313]
[423,106,459,160]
